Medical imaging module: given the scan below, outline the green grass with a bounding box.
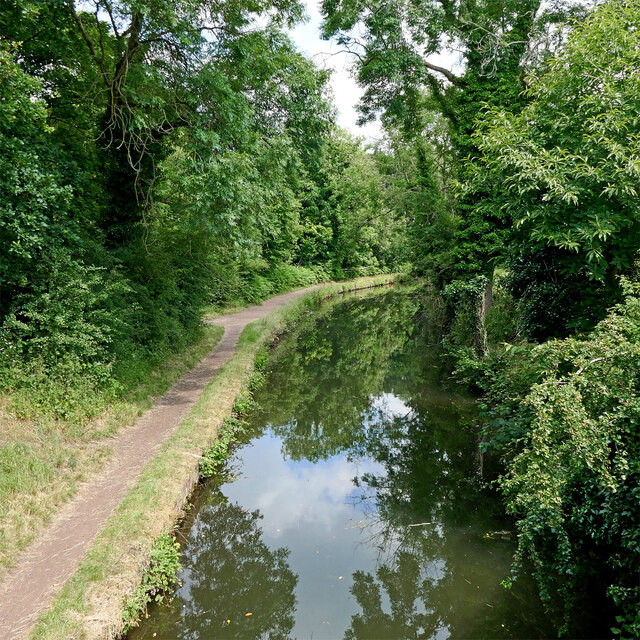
[27,275,397,640]
[0,324,224,579]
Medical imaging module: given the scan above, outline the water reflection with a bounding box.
[265,289,421,462]
[130,288,554,640]
[136,494,298,640]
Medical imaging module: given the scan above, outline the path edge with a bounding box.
[28,275,398,640]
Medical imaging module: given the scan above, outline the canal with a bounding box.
[130,287,553,639]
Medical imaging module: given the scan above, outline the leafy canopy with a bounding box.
[474,0,640,282]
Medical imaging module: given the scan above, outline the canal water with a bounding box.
[130,287,554,639]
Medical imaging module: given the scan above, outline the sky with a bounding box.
[289,0,384,143]
[289,1,460,144]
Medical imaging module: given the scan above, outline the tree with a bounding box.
[475,0,640,289]
[296,129,403,273]
[0,45,73,315]
[2,0,306,240]
[0,0,342,417]
[373,121,453,281]
[320,0,591,281]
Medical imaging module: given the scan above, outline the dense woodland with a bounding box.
[0,0,639,637]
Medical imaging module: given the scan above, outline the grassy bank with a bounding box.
[27,275,396,640]
[0,324,224,580]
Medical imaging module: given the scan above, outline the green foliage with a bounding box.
[297,130,405,274]
[0,46,75,315]
[442,276,489,358]
[122,533,182,633]
[253,346,270,374]
[475,1,640,285]
[504,247,613,341]
[484,282,517,346]
[0,256,131,420]
[481,283,640,635]
[373,124,454,282]
[321,0,590,283]
[199,417,248,480]
[223,262,327,307]
[1,258,128,374]
[231,388,257,418]
[1,1,403,426]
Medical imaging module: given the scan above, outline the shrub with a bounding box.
[0,256,131,419]
[122,533,181,633]
[199,417,247,479]
[488,281,640,635]
[442,275,488,357]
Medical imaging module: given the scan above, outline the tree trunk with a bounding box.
[473,274,493,358]
[474,292,489,358]
[483,278,493,317]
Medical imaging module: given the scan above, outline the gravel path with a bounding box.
[0,285,323,640]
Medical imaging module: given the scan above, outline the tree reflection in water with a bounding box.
[251,288,553,639]
[260,288,422,462]
[131,496,298,640]
[131,288,555,640]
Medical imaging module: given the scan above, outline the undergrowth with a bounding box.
[444,277,640,638]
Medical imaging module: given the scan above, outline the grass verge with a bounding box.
[0,324,224,580]
[27,275,396,640]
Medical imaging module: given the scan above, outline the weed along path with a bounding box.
[0,283,343,640]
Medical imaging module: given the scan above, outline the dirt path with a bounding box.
[0,285,324,640]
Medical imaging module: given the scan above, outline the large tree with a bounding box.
[475,0,640,284]
[320,0,592,281]
[2,0,306,240]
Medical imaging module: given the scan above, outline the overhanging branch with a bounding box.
[424,59,462,86]
[68,3,111,86]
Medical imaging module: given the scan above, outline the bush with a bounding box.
[1,257,129,370]
[122,533,182,633]
[199,417,248,479]
[485,280,640,636]
[267,263,328,290]
[505,248,613,341]
[0,256,131,419]
[442,275,488,357]
[484,282,517,345]
[207,259,329,308]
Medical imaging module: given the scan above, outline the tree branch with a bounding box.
[112,10,143,88]
[425,74,458,125]
[68,2,111,86]
[424,59,462,86]
[103,1,122,39]
[93,5,107,70]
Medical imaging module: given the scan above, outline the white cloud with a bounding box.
[227,435,384,535]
